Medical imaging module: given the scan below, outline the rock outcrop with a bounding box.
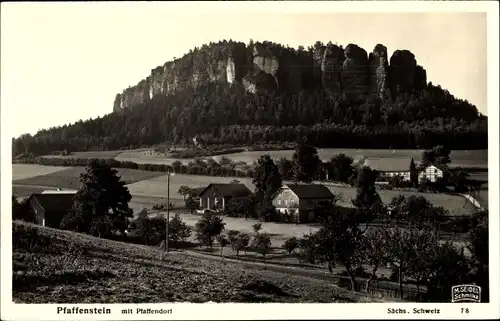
[342,44,370,99]
[321,43,344,96]
[414,65,427,91]
[113,40,428,111]
[389,50,417,96]
[368,44,390,99]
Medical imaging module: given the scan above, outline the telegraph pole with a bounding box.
[165,169,171,255]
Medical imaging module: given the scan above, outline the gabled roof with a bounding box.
[198,183,253,198]
[357,157,416,173]
[419,163,449,172]
[41,189,77,194]
[275,184,334,200]
[29,193,76,213]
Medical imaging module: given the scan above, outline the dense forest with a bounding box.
[12,40,487,157]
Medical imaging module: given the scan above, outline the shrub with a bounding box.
[217,235,229,258]
[251,233,272,261]
[252,223,262,234]
[195,212,225,248]
[168,214,192,244]
[234,233,250,258]
[226,230,240,250]
[283,237,298,256]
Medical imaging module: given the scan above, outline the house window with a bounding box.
[277,200,281,205]
[284,200,288,206]
[434,169,438,174]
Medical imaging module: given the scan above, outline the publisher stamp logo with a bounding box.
[451,284,481,303]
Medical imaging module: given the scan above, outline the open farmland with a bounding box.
[129,174,478,216]
[42,148,150,159]
[42,148,488,169]
[12,221,384,303]
[12,165,166,191]
[124,148,488,168]
[126,174,254,199]
[13,164,480,216]
[212,148,488,169]
[11,164,69,181]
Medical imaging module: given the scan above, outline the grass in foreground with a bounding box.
[12,166,166,190]
[12,221,387,303]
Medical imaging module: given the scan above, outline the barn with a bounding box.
[28,191,76,228]
[197,183,253,212]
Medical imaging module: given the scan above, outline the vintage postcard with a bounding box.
[1,0,498,320]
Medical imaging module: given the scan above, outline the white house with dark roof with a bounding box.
[418,163,447,183]
[271,184,335,223]
[359,157,449,184]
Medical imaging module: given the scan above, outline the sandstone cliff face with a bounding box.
[226,57,237,85]
[149,66,165,98]
[321,44,344,95]
[312,43,326,81]
[389,50,417,95]
[368,44,390,99]
[113,41,428,111]
[342,44,370,99]
[414,65,427,91]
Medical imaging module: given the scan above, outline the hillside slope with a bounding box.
[12,221,384,303]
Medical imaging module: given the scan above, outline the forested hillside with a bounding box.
[12,40,487,157]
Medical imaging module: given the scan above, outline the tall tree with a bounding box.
[61,160,132,237]
[468,211,489,302]
[312,212,366,291]
[409,157,418,187]
[421,145,451,166]
[195,211,226,248]
[426,242,471,302]
[178,185,192,200]
[292,142,321,183]
[329,153,354,183]
[252,154,282,198]
[277,157,293,180]
[352,166,383,224]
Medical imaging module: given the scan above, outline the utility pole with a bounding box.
[165,169,171,255]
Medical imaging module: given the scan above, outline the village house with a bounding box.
[271,184,335,223]
[28,191,77,228]
[360,158,415,182]
[197,183,253,212]
[418,163,447,183]
[359,157,449,184]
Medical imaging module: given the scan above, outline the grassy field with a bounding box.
[13,164,480,215]
[126,174,254,199]
[43,148,150,159]
[12,221,385,303]
[11,164,69,180]
[42,148,489,168]
[12,165,167,191]
[128,173,478,216]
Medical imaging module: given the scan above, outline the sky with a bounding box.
[1,2,489,138]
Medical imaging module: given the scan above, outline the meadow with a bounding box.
[12,221,385,303]
[41,147,489,169]
[13,163,479,216]
[128,174,479,216]
[12,164,69,181]
[12,165,167,191]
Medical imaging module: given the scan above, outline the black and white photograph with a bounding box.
[1,1,498,319]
